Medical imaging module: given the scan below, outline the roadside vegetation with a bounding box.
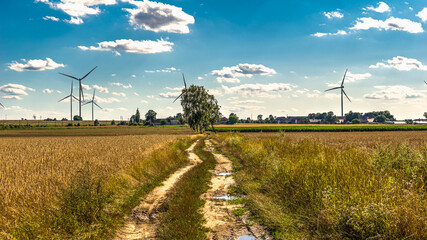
[213,132,426,239]
[157,140,216,239]
[0,134,194,239]
[210,124,427,132]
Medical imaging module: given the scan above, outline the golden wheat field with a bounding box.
[0,134,183,237]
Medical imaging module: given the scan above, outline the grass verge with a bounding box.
[157,140,216,240]
[213,133,426,239]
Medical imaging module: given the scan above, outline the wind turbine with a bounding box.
[173,73,188,103]
[58,80,80,120]
[325,69,351,117]
[0,103,4,109]
[82,89,102,121]
[424,81,427,85]
[59,66,97,118]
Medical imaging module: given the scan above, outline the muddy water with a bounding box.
[114,140,202,240]
[201,140,271,240]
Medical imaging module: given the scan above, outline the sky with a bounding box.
[0,0,426,120]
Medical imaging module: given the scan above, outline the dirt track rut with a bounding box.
[114,140,202,240]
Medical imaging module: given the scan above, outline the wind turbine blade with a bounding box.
[58,95,71,102]
[59,73,79,80]
[70,80,74,94]
[80,66,97,80]
[72,96,80,102]
[173,92,183,103]
[94,102,102,109]
[342,89,351,102]
[324,87,341,92]
[425,81,427,84]
[182,73,187,88]
[341,69,348,86]
[92,89,95,101]
[82,101,92,106]
[80,83,85,101]
[0,103,4,108]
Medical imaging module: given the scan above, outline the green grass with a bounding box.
[157,140,216,240]
[209,125,427,132]
[213,133,427,239]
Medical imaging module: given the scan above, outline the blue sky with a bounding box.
[0,0,426,120]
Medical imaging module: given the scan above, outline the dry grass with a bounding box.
[0,134,186,238]
[213,132,427,239]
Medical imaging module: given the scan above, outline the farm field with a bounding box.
[211,124,427,132]
[0,128,194,239]
[212,131,427,239]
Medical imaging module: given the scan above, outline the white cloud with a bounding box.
[350,17,423,34]
[2,96,23,100]
[131,75,136,78]
[94,96,120,103]
[417,8,427,22]
[43,88,57,94]
[111,82,132,89]
[36,0,117,24]
[0,84,35,99]
[78,39,173,54]
[369,56,427,71]
[81,84,91,90]
[311,30,347,37]
[93,84,109,93]
[164,86,183,91]
[124,0,195,33]
[140,100,148,104]
[43,16,60,21]
[212,63,277,83]
[133,92,139,96]
[345,72,372,82]
[365,2,391,13]
[111,73,116,76]
[221,83,293,97]
[197,76,203,80]
[65,16,84,24]
[159,91,181,99]
[323,10,344,19]
[8,58,65,72]
[231,100,264,104]
[364,85,425,100]
[144,67,177,73]
[112,92,126,97]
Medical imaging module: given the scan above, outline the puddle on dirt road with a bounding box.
[210,195,237,201]
[216,172,233,176]
[238,235,256,240]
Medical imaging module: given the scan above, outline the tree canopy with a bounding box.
[181,85,221,133]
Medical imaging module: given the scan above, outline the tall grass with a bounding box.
[157,140,216,239]
[213,133,426,239]
[0,135,193,239]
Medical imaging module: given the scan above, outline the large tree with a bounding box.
[145,109,157,123]
[181,85,221,133]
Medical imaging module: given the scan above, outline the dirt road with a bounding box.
[114,140,202,240]
[201,140,271,240]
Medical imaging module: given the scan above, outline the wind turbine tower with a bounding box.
[58,80,80,120]
[324,69,351,117]
[59,66,97,118]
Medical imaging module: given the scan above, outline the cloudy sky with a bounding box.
[1,0,426,120]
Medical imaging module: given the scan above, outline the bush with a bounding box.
[94,119,99,126]
[160,119,167,125]
[111,120,116,125]
[351,118,361,124]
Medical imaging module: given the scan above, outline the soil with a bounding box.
[114,140,202,240]
[201,140,271,240]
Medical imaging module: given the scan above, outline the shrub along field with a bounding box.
[210,124,427,132]
[0,132,194,239]
[212,132,427,239]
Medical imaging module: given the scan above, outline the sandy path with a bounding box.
[114,140,202,240]
[201,140,271,240]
